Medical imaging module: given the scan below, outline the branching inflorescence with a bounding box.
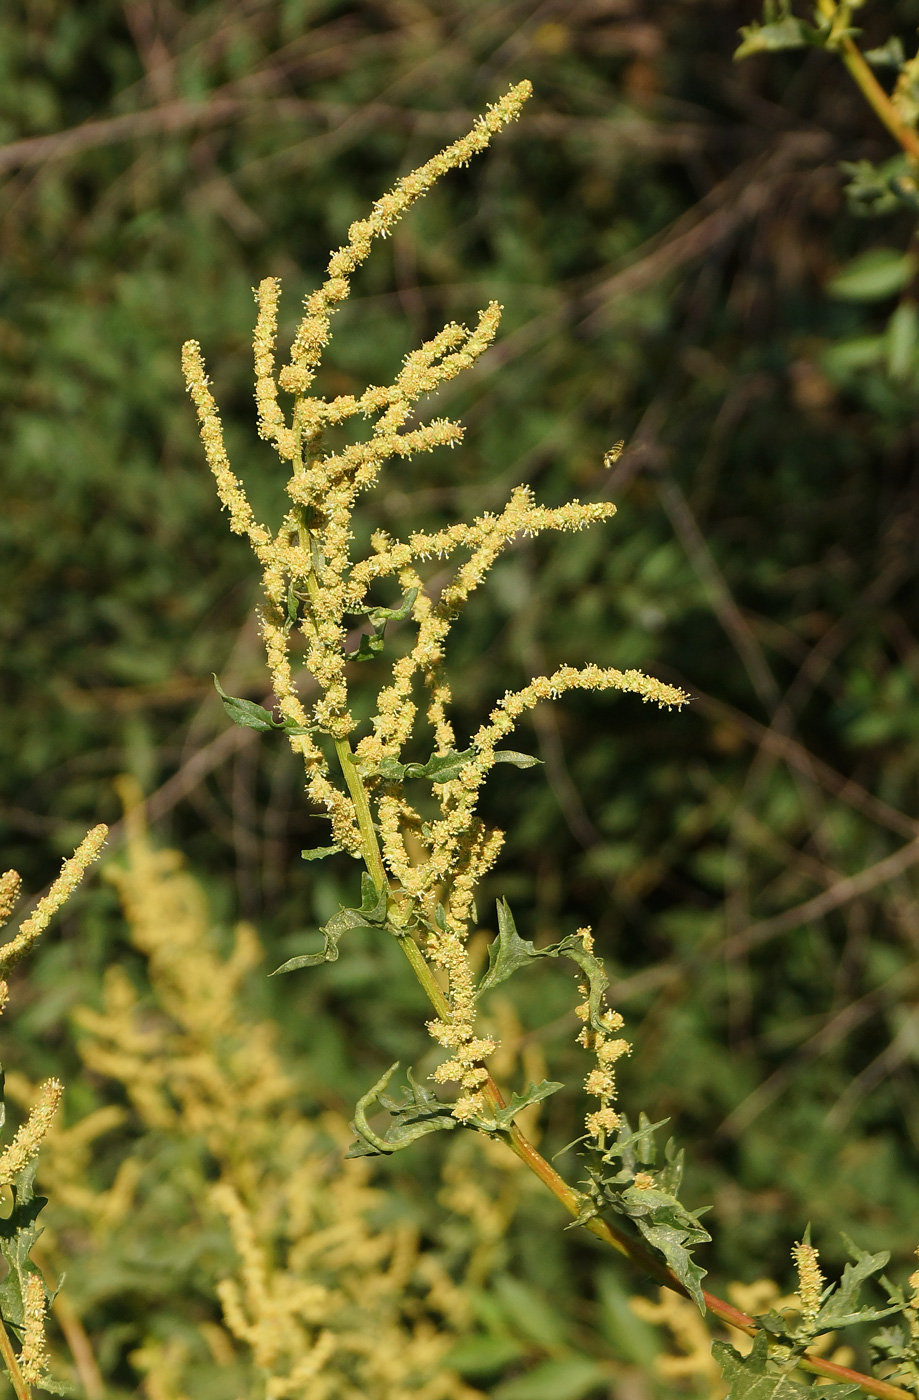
[182,80,686,1130]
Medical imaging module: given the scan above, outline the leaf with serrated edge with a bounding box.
[478,1080,564,1133]
[270,904,376,974]
[301,845,344,861]
[0,1160,55,1351]
[587,1113,710,1311]
[816,1235,897,1330]
[478,898,555,996]
[638,1219,709,1312]
[713,1333,858,1400]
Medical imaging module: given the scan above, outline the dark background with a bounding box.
[4,1,919,1393]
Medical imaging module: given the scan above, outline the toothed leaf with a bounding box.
[478,1080,564,1133]
[816,1236,897,1330]
[713,1333,857,1400]
[478,898,556,995]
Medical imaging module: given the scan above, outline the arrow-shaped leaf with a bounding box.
[478,898,555,996]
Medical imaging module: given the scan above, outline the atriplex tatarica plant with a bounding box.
[179,77,919,1400]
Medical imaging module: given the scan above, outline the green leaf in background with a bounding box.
[827,248,916,301]
[885,302,919,381]
[595,1267,660,1365]
[820,335,885,381]
[492,1357,609,1400]
[864,37,906,68]
[447,1335,528,1379]
[838,156,919,216]
[492,1274,570,1352]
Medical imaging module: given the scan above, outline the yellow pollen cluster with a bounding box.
[426,924,498,1121]
[792,1236,825,1327]
[575,930,630,1148]
[18,1273,51,1387]
[906,1248,919,1339]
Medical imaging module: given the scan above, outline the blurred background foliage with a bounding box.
[4,0,919,1395]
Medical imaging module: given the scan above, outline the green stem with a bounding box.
[815,0,919,160]
[333,733,387,890]
[332,731,452,1018]
[298,520,453,1018]
[0,1316,31,1400]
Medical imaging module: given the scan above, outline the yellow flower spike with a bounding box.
[18,1274,50,1387]
[253,277,297,461]
[0,871,21,931]
[279,83,531,395]
[182,340,272,549]
[792,1234,825,1329]
[0,825,108,983]
[0,1078,63,1189]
